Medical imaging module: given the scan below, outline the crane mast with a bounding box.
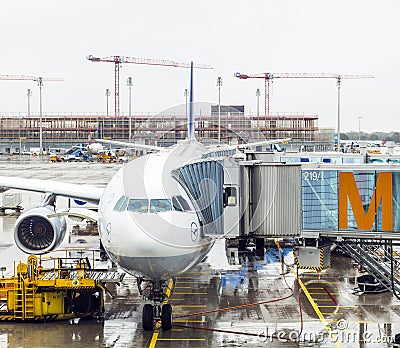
[86,55,212,116]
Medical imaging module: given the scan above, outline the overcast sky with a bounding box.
[0,1,398,133]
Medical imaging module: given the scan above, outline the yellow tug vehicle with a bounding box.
[0,253,123,321]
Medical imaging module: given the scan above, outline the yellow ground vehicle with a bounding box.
[96,151,116,163]
[0,253,123,321]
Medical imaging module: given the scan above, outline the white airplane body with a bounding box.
[87,129,104,154]
[87,142,104,154]
[98,141,213,280]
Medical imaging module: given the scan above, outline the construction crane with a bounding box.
[87,55,212,116]
[235,72,374,117]
[235,72,374,151]
[0,75,63,82]
[0,75,63,155]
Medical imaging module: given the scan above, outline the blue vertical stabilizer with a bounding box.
[188,61,195,141]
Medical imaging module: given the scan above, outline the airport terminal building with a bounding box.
[0,108,334,153]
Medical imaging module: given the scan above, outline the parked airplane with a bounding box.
[87,130,104,154]
[0,63,290,331]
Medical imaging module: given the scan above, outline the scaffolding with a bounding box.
[0,112,327,151]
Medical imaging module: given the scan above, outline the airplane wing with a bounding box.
[95,139,165,152]
[206,137,291,151]
[0,176,103,204]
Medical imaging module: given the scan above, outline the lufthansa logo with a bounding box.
[106,222,112,242]
[191,222,198,242]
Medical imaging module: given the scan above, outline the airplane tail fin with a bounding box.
[88,130,92,145]
[188,61,195,141]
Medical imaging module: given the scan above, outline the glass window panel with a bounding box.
[176,196,191,211]
[114,196,128,211]
[392,172,400,232]
[128,199,149,213]
[172,196,183,211]
[150,199,172,213]
[302,170,338,230]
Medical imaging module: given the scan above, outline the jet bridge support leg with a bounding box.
[255,238,265,258]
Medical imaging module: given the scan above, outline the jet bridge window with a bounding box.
[127,199,149,213]
[172,195,192,211]
[114,196,129,211]
[223,186,237,207]
[150,199,172,213]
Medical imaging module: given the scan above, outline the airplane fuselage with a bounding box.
[98,141,214,280]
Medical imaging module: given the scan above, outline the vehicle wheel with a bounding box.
[161,304,172,331]
[142,304,154,331]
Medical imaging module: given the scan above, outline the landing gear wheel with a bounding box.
[142,304,154,331]
[161,304,173,331]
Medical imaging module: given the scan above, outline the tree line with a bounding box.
[341,131,400,143]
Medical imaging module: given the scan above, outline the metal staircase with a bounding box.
[337,240,400,299]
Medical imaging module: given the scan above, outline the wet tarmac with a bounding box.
[0,158,400,347]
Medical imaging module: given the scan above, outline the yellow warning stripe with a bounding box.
[320,248,324,268]
[173,292,207,295]
[318,305,358,308]
[149,332,159,348]
[179,305,207,308]
[164,278,174,299]
[157,338,205,341]
[149,278,174,348]
[172,319,206,323]
[290,266,342,348]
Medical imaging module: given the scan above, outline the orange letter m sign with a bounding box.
[339,172,393,231]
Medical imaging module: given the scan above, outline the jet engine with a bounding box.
[14,205,67,254]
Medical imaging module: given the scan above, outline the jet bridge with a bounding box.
[223,161,400,238]
[222,158,400,297]
[171,158,303,238]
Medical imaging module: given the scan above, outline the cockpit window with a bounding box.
[172,195,192,211]
[114,196,129,211]
[150,199,172,213]
[127,199,149,213]
[172,196,183,211]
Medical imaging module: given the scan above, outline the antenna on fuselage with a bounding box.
[188,61,195,141]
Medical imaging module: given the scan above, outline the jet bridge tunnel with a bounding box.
[220,160,400,296]
[222,161,400,237]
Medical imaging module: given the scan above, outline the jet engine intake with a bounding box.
[14,205,67,254]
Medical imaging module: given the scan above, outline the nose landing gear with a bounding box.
[137,278,173,331]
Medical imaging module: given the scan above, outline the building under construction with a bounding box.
[0,109,334,153]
